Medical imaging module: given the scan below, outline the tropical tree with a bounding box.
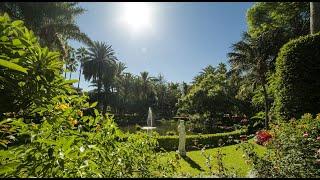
[113,62,127,92]
[75,47,89,89]
[83,41,118,111]
[67,47,77,80]
[177,64,233,132]
[192,65,215,83]
[247,2,309,38]
[0,2,92,50]
[228,32,277,129]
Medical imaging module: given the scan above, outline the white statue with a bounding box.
[178,120,186,156]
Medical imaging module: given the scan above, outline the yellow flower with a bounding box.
[68,117,78,126]
[77,110,83,117]
[55,103,70,111]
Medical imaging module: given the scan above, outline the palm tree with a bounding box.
[310,2,320,34]
[82,41,118,111]
[228,32,275,129]
[75,47,88,89]
[113,62,127,91]
[139,71,152,100]
[67,49,77,80]
[192,65,215,83]
[0,2,92,50]
[61,42,74,79]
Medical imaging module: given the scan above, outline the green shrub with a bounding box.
[0,13,67,115]
[157,129,247,151]
[274,33,320,120]
[0,98,177,177]
[241,113,320,178]
[165,131,176,136]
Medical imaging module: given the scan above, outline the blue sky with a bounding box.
[69,2,253,91]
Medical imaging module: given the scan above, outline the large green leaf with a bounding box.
[0,59,27,74]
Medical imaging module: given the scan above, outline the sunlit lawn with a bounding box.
[159,139,266,177]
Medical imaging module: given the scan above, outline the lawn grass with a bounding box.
[159,139,266,177]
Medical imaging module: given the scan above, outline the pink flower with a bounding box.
[303,132,309,138]
[317,136,320,141]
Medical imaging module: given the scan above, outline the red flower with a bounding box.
[303,132,309,138]
[256,130,272,145]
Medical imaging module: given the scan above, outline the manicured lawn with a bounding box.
[159,139,266,177]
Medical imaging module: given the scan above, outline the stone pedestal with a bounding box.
[178,120,186,156]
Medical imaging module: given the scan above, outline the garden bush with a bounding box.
[274,33,320,120]
[241,113,320,178]
[157,129,247,151]
[0,13,69,115]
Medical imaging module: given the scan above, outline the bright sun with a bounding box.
[120,3,153,33]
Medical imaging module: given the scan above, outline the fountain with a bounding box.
[141,107,156,131]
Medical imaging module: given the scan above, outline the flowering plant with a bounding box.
[255,130,272,145]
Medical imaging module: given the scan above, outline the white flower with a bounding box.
[88,145,95,149]
[80,146,85,153]
[59,152,64,159]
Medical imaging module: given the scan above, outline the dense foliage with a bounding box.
[0,97,176,177]
[241,113,320,178]
[0,13,67,115]
[247,2,309,38]
[177,64,247,132]
[0,2,92,50]
[273,33,320,120]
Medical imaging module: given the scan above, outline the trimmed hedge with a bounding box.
[156,129,247,151]
[274,33,320,120]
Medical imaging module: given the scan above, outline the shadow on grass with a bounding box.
[181,155,204,172]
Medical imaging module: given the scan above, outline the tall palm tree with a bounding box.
[228,32,275,129]
[61,42,74,79]
[0,2,92,50]
[75,47,88,89]
[310,2,320,34]
[67,48,77,80]
[82,41,118,111]
[139,71,152,99]
[113,62,127,91]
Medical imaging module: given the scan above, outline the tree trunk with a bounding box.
[69,72,72,80]
[97,80,104,113]
[310,2,320,34]
[78,69,81,89]
[262,84,269,129]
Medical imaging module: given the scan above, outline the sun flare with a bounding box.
[120,3,153,33]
